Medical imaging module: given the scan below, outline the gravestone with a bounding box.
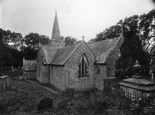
[0,75,11,90]
[66,88,75,100]
[18,76,24,80]
[56,98,68,109]
[96,90,106,102]
[38,97,53,111]
[5,76,11,88]
[104,87,112,96]
[1,75,11,88]
[23,76,27,80]
[11,66,14,72]
[0,78,6,90]
[84,90,91,99]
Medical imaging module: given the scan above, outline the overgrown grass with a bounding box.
[2,69,154,115]
[0,79,55,114]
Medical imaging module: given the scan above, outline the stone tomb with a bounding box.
[120,77,155,102]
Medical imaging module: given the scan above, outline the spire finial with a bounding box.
[82,35,85,41]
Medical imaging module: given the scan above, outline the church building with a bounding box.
[36,12,123,91]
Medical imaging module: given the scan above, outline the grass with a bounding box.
[1,69,149,115]
[0,76,125,114]
[0,79,56,114]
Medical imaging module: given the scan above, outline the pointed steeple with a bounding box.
[50,11,64,47]
[51,11,61,40]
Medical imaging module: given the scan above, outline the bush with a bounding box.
[115,68,134,79]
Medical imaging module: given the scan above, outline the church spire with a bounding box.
[51,11,61,40]
[50,11,64,47]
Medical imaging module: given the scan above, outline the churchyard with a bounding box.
[0,69,155,115]
[0,2,155,115]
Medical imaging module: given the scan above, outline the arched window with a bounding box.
[79,54,89,78]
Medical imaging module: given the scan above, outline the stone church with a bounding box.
[36,12,123,91]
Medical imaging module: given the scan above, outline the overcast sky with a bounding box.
[0,0,154,41]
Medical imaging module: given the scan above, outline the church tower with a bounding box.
[50,11,64,47]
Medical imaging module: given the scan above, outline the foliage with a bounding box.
[64,36,77,46]
[0,28,51,67]
[90,9,155,76]
[118,15,150,74]
[24,33,50,60]
[0,68,22,77]
[90,20,122,42]
[0,79,55,114]
[0,29,23,68]
[1,73,155,115]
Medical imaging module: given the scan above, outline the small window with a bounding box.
[129,91,131,98]
[79,54,89,78]
[127,90,129,98]
[96,66,100,74]
[133,92,136,100]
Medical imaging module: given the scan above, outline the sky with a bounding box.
[0,0,155,41]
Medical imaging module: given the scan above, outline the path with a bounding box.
[26,80,58,94]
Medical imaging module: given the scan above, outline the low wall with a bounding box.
[23,59,36,80]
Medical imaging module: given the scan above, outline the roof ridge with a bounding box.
[105,35,123,63]
[90,36,119,45]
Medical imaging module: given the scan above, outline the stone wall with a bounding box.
[56,42,107,91]
[121,86,142,100]
[36,49,49,84]
[23,71,36,80]
[23,59,36,79]
[50,66,65,90]
[97,65,107,89]
[120,86,155,100]
[107,36,124,77]
[63,42,97,91]
[49,42,97,91]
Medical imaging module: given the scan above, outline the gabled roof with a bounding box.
[41,45,59,64]
[40,35,123,65]
[51,42,82,65]
[89,35,122,64]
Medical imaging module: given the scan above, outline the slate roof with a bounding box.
[41,35,123,65]
[51,42,81,65]
[41,45,59,64]
[89,35,122,64]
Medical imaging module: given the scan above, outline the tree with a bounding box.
[90,9,155,76]
[91,19,123,42]
[0,28,23,68]
[118,15,151,74]
[40,35,50,45]
[24,33,50,60]
[10,32,23,49]
[24,33,40,50]
[64,36,77,46]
